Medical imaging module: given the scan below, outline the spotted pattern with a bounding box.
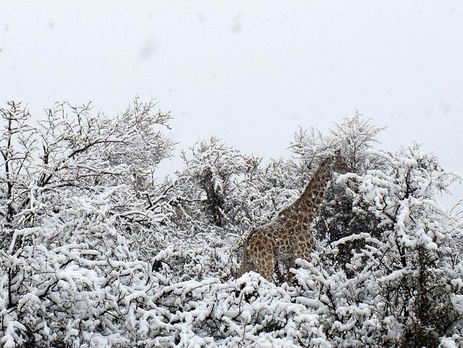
[239,152,349,283]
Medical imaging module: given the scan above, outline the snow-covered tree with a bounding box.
[291,144,462,347]
[164,137,261,228]
[0,99,175,346]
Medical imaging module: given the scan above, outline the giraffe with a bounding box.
[238,150,349,283]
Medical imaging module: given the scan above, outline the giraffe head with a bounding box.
[328,150,350,174]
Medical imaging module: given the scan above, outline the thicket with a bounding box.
[0,100,462,347]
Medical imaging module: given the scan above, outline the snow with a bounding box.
[1,108,463,346]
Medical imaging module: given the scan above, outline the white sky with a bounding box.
[1,1,462,206]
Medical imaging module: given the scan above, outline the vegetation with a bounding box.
[1,100,462,347]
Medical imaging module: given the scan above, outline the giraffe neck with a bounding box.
[277,158,333,230]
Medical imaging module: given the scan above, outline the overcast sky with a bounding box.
[1,1,462,206]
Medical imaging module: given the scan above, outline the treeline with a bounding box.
[0,100,462,347]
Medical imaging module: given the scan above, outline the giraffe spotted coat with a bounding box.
[239,151,349,283]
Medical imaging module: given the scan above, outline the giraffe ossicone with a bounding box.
[238,150,349,284]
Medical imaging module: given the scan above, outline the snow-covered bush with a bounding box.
[0,99,175,346]
[162,137,264,229]
[291,144,463,347]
